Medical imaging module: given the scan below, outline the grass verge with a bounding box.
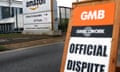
[0,33,22,38]
[0,45,9,51]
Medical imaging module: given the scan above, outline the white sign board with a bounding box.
[23,0,58,34]
[64,26,113,72]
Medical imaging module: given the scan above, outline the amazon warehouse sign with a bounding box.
[61,2,115,72]
[23,0,58,34]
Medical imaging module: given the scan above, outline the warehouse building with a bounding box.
[0,0,23,33]
[0,0,71,34]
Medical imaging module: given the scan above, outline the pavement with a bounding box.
[0,34,65,50]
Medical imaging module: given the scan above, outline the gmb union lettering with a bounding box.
[26,0,46,10]
[81,10,105,20]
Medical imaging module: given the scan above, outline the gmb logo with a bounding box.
[26,0,46,10]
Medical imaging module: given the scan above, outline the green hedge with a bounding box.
[59,18,69,32]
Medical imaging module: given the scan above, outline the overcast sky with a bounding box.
[17,0,76,7]
[57,0,76,7]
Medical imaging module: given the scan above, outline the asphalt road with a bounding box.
[0,42,64,72]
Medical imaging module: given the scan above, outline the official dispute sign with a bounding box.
[61,2,115,72]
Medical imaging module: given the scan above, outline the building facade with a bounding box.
[0,0,23,33]
[0,0,72,34]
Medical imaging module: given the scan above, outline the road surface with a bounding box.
[0,42,64,72]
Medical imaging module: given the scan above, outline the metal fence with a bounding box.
[58,6,72,32]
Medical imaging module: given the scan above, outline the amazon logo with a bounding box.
[26,0,46,10]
